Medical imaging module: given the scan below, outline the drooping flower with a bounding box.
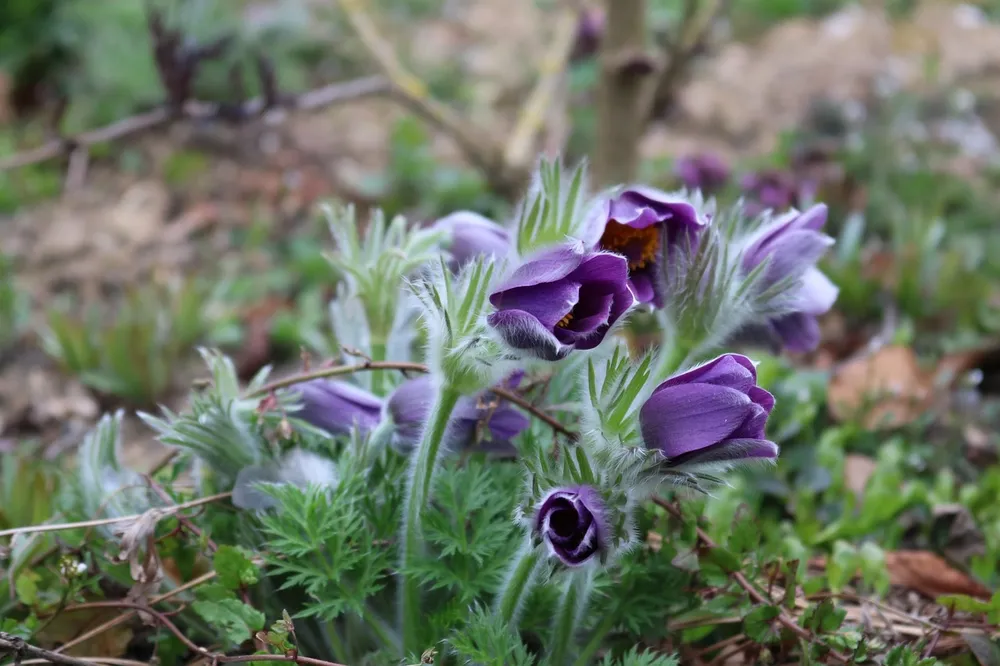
[741,203,838,352]
[386,374,529,456]
[591,186,705,307]
[432,211,510,270]
[674,153,730,194]
[640,354,778,468]
[488,243,635,361]
[534,486,608,566]
[289,379,383,436]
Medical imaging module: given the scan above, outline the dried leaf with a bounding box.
[828,345,933,429]
[884,550,991,601]
[843,453,876,501]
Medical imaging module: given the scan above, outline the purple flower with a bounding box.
[534,486,608,566]
[592,186,705,307]
[742,204,838,352]
[488,244,635,361]
[571,8,604,61]
[290,379,383,436]
[432,211,510,269]
[740,170,801,217]
[674,153,731,193]
[386,375,529,456]
[640,354,778,468]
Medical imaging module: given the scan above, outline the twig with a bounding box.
[143,476,219,553]
[0,633,103,666]
[503,8,580,171]
[0,493,232,539]
[492,387,577,441]
[19,659,149,666]
[0,77,387,172]
[652,497,850,664]
[336,0,504,181]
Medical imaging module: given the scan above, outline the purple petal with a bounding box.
[561,290,614,335]
[491,280,580,329]
[730,402,769,440]
[568,252,630,286]
[748,386,775,414]
[770,312,821,353]
[434,211,510,267]
[792,267,839,315]
[751,229,835,284]
[666,438,779,468]
[609,187,701,231]
[486,406,530,442]
[629,270,656,305]
[640,383,754,458]
[489,244,586,300]
[292,379,383,435]
[487,309,569,361]
[655,354,757,394]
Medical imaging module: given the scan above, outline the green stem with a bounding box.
[363,604,400,653]
[325,621,348,662]
[550,568,594,666]
[495,541,544,625]
[370,340,388,396]
[572,610,617,666]
[400,384,462,654]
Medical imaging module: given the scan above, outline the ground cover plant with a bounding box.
[2,1,1000,665]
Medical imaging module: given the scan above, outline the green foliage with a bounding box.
[214,545,260,589]
[0,254,30,350]
[445,606,537,666]
[598,647,678,666]
[192,583,266,647]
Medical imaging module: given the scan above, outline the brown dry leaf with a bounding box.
[827,345,933,429]
[843,453,876,501]
[884,550,992,600]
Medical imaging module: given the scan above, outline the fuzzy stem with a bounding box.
[549,567,594,666]
[572,610,617,666]
[369,340,388,397]
[495,541,544,625]
[400,384,462,654]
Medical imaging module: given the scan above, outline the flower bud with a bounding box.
[432,211,510,270]
[488,243,635,361]
[640,354,778,468]
[386,375,529,456]
[290,379,383,436]
[741,203,838,352]
[740,169,802,217]
[534,486,608,566]
[674,153,730,194]
[591,186,705,307]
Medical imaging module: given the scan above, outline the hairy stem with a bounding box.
[572,610,617,666]
[369,340,388,397]
[400,384,462,653]
[550,567,595,666]
[495,541,544,625]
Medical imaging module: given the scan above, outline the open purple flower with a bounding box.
[432,211,510,270]
[675,153,730,194]
[592,186,705,307]
[742,203,838,352]
[488,244,635,361]
[534,486,608,566]
[290,379,383,436]
[640,354,778,468]
[386,374,529,456]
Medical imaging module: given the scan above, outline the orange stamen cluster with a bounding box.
[556,312,574,328]
[599,221,659,270]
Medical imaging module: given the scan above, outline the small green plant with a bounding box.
[0,254,30,352]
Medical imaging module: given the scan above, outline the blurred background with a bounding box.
[3,1,1000,650]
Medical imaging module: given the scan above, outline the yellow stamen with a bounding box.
[556,312,574,328]
[599,220,659,270]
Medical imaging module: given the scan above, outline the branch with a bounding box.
[0,633,104,666]
[592,0,656,187]
[337,0,504,180]
[0,76,388,172]
[503,9,580,172]
[0,492,232,539]
[652,497,850,663]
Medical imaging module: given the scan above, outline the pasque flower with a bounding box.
[740,169,802,217]
[290,379,383,436]
[488,243,635,361]
[386,375,529,456]
[640,354,778,468]
[742,203,838,352]
[432,211,510,269]
[592,187,704,307]
[675,153,730,194]
[534,486,608,566]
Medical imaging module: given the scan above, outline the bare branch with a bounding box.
[0,77,388,172]
[0,633,104,666]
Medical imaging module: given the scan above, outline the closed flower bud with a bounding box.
[386,375,529,456]
[534,486,608,566]
[488,243,635,361]
[290,379,383,436]
[742,203,838,352]
[674,153,730,194]
[592,186,705,307]
[432,211,510,270]
[640,354,778,468]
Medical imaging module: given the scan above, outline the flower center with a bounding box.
[556,311,574,328]
[549,507,578,537]
[599,220,659,270]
